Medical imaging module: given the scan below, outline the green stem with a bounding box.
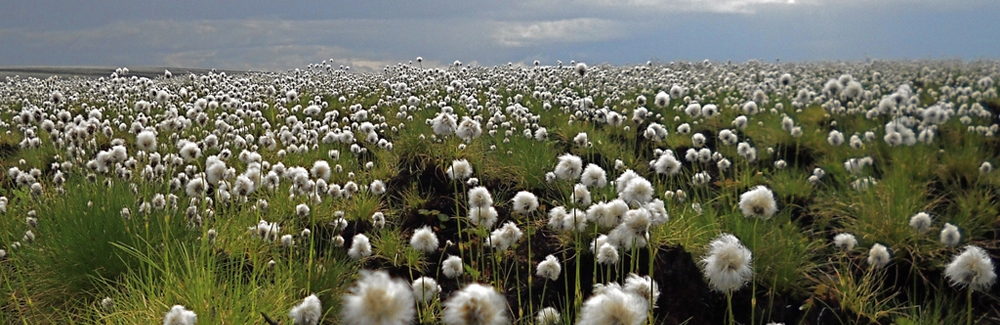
[727,291,735,325]
[751,218,759,325]
[454,181,465,261]
[526,222,535,319]
[967,287,973,325]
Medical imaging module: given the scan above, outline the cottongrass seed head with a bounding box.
[448,159,474,181]
[469,206,499,229]
[868,243,891,268]
[163,305,197,325]
[833,233,857,251]
[489,221,523,251]
[701,233,753,292]
[511,191,539,215]
[554,153,583,181]
[443,255,464,278]
[597,242,619,265]
[467,186,493,209]
[442,283,509,325]
[410,225,439,253]
[580,163,607,188]
[341,270,415,325]
[739,185,777,219]
[535,307,561,325]
[348,234,372,260]
[412,276,442,304]
[289,294,322,325]
[624,273,660,307]
[941,223,961,247]
[536,254,562,281]
[944,245,996,292]
[909,212,932,232]
[576,283,648,325]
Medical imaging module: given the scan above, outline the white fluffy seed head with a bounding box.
[410,226,439,253]
[467,186,493,209]
[511,191,539,214]
[469,206,499,229]
[624,273,660,308]
[576,284,648,325]
[580,163,607,188]
[536,254,562,281]
[867,243,891,268]
[944,245,996,292]
[909,212,932,232]
[941,223,961,247]
[341,270,415,325]
[348,234,372,260]
[535,307,561,325]
[701,233,753,292]
[597,243,619,265]
[411,277,441,304]
[448,159,473,181]
[738,185,777,219]
[443,255,464,278]
[554,153,584,181]
[442,283,508,325]
[289,294,322,325]
[833,233,857,251]
[163,305,197,325]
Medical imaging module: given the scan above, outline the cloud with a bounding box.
[521,0,801,16]
[162,45,402,72]
[1,18,486,71]
[494,18,625,47]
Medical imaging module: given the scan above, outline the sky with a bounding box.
[1,0,998,72]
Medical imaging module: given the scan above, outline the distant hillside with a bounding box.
[0,66,248,80]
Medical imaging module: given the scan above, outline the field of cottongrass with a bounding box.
[1,59,998,325]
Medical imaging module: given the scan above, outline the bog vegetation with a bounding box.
[0,59,998,324]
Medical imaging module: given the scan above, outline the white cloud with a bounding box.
[524,0,801,15]
[495,18,624,47]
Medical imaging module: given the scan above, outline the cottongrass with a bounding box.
[469,206,499,229]
[489,222,523,251]
[576,283,648,325]
[536,254,561,281]
[341,270,415,325]
[348,234,372,260]
[597,243,619,265]
[833,233,857,251]
[535,307,561,325]
[554,153,584,181]
[738,185,777,219]
[289,294,322,325]
[944,245,996,325]
[442,283,509,325]
[467,186,493,209]
[510,191,539,214]
[701,233,753,293]
[163,305,197,325]
[410,226,439,253]
[412,277,442,304]
[443,255,464,278]
[624,273,660,307]
[944,245,996,292]
[909,212,932,232]
[448,159,473,181]
[867,243,891,268]
[941,223,961,247]
[580,163,607,188]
